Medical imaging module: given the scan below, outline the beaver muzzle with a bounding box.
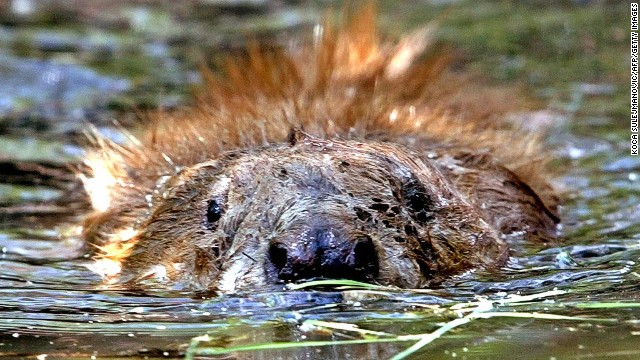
[269,227,379,283]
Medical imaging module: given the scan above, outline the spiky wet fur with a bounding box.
[81,5,558,287]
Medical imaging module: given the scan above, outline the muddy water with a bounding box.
[0,1,637,359]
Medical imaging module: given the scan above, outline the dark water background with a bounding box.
[0,1,637,359]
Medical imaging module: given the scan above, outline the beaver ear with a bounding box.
[206,199,224,229]
[400,176,435,224]
[287,127,308,146]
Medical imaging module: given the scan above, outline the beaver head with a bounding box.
[78,5,559,294]
[104,133,505,292]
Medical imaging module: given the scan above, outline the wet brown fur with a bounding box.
[81,5,559,291]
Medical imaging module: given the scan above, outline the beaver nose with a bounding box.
[268,229,379,283]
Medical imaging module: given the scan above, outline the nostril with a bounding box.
[353,236,379,278]
[269,243,288,271]
[269,233,378,283]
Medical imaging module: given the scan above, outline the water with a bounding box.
[0,1,636,359]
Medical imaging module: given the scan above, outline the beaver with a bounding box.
[79,6,559,293]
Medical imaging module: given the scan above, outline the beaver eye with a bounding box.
[206,199,224,227]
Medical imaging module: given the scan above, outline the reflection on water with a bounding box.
[0,1,638,359]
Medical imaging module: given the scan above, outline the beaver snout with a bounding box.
[268,228,379,283]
